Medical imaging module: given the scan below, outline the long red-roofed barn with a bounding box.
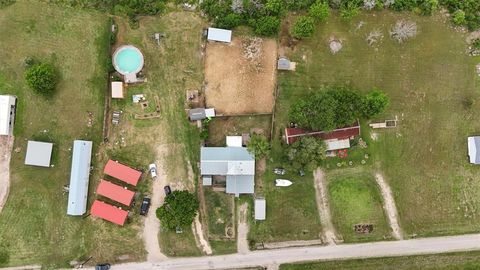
[91,200,128,226]
[104,160,142,186]
[96,180,135,206]
[284,121,360,151]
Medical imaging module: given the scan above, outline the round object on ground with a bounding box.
[113,45,144,75]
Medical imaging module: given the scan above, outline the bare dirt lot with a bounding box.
[205,37,277,115]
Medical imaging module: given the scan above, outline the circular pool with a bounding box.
[112,45,144,75]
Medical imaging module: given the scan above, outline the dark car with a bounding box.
[298,169,306,177]
[95,264,110,270]
[164,185,172,196]
[140,197,151,216]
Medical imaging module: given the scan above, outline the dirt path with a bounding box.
[313,168,339,245]
[374,172,403,240]
[0,136,14,213]
[193,214,213,255]
[142,146,168,262]
[237,203,250,254]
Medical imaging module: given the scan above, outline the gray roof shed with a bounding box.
[255,198,266,220]
[67,140,93,216]
[24,141,53,167]
[189,108,206,121]
[277,58,291,70]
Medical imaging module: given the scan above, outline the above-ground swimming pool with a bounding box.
[112,45,144,75]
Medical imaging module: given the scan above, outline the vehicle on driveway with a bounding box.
[273,168,286,175]
[149,163,157,179]
[95,264,110,270]
[164,185,172,196]
[140,197,151,215]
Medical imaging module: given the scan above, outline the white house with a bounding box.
[0,95,16,136]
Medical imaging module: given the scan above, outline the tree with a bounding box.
[247,134,270,160]
[287,136,326,170]
[25,62,58,96]
[253,16,281,36]
[309,0,330,22]
[327,87,362,127]
[361,90,389,118]
[420,0,439,15]
[292,16,316,39]
[156,190,199,230]
[216,13,243,29]
[289,91,338,131]
[265,0,285,15]
[452,10,466,25]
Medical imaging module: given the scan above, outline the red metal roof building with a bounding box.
[285,122,360,145]
[96,180,135,206]
[91,200,128,226]
[104,160,142,186]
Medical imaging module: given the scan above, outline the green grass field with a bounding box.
[327,168,391,242]
[0,0,146,267]
[208,115,272,146]
[278,10,480,237]
[280,251,480,270]
[204,188,237,254]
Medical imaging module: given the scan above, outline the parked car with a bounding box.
[298,169,305,177]
[140,197,151,216]
[164,185,172,196]
[95,264,110,270]
[148,163,157,179]
[273,168,286,175]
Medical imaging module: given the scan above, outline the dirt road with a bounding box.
[193,214,213,255]
[237,203,250,254]
[0,136,13,213]
[313,168,338,244]
[75,233,480,270]
[142,146,168,262]
[375,172,403,240]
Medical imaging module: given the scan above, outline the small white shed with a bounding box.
[25,141,53,167]
[226,136,243,147]
[255,198,266,220]
[207,27,232,43]
[111,82,124,99]
[0,95,16,136]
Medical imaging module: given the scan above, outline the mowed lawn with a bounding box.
[279,11,480,237]
[280,251,480,270]
[109,11,206,256]
[0,1,146,267]
[327,168,391,242]
[204,189,236,254]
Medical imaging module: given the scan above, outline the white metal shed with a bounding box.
[67,140,93,216]
[207,27,232,43]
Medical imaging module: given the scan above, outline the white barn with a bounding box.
[0,95,16,136]
[207,27,232,43]
[67,140,93,216]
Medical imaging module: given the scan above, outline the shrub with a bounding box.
[292,16,316,39]
[340,1,360,20]
[420,0,439,15]
[361,90,390,118]
[390,0,417,11]
[452,10,466,25]
[309,0,330,22]
[472,39,480,50]
[253,16,281,36]
[247,134,270,160]
[216,13,243,29]
[265,0,285,15]
[25,62,58,96]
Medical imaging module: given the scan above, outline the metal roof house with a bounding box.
[24,141,53,167]
[207,27,232,43]
[188,108,215,121]
[0,95,16,136]
[104,160,142,186]
[67,140,93,216]
[468,136,480,164]
[254,198,266,220]
[91,200,128,226]
[200,147,255,197]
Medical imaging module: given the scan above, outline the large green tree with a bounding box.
[156,190,199,230]
[25,62,58,96]
[287,136,326,170]
[289,91,338,131]
[247,134,270,160]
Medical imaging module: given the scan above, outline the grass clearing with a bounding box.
[208,115,272,146]
[279,10,480,237]
[0,0,146,267]
[327,168,391,242]
[110,10,206,256]
[280,251,480,270]
[204,188,236,254]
